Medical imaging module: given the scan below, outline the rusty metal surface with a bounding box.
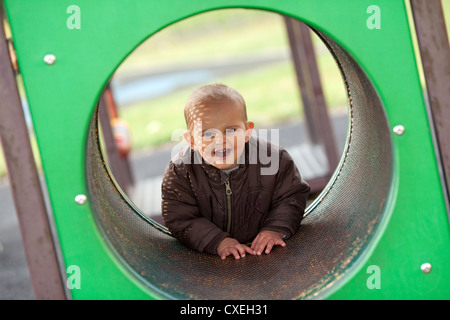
[0,10,66,299]
[411,0,450,203]
[86,29,392,299]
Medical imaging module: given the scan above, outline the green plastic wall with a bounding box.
[4,0,450,299]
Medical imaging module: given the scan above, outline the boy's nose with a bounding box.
[213,134,224,143]
[214,134,229,146]
[211,131,222,139]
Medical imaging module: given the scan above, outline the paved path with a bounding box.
[0,181,34,299]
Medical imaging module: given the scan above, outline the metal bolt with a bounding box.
[43,54,56,65]
[421,262,432,274]
[393,125,405,136]
[75,194,87,205]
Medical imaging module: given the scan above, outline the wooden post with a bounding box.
[411,0,450,202]
[284,17,340,190]
[0,9,66,299]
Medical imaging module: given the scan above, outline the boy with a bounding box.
[162,84,310,260]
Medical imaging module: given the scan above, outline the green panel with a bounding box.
[4,0,450,299]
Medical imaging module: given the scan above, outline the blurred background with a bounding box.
[110,9,347,149]
[98,8,349,218]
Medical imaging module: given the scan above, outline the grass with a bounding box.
[115,9,289,74]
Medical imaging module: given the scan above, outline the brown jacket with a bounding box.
[161,137,310,254]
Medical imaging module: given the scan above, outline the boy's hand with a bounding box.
[217,237,254,260]
[251,230,286,255]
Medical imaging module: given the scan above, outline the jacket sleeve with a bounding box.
[261,149,310,239]
[161,162,229,254]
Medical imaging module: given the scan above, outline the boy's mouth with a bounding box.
[214,148,232,161]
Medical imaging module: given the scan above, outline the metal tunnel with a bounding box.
[86,29,392,300]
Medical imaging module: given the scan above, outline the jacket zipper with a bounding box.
[224,179,232,234]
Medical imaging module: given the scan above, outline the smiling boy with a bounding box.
[161,84,310,259]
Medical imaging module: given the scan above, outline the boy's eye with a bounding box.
[203,131,216,138]
[225,128,237,134]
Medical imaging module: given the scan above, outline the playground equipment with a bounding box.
[0,0,449,299]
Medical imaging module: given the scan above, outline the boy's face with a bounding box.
[184,98,254,170]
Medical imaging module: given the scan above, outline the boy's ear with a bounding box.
[245,121,254,142]
[183,131,195,148]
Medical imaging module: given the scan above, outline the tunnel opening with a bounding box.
[86,19,392,299]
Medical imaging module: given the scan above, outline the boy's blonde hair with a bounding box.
[184,84,247,132]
